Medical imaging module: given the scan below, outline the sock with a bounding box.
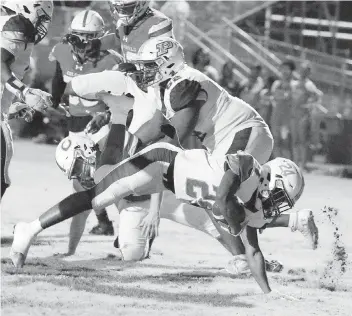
[289,212,298,231]
[39,190,93,229]
[29,219,44,236]
[96,209,110,224]
[233,254,247,261]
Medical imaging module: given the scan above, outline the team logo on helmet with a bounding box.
[156,41,173,57]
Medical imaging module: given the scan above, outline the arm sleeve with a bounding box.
[51,61,66,108]
[168,80,203,111]
[305,80,323,97]
[226,152,256,183]
[70,70,128,99]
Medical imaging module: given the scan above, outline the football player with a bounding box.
[49,9,122,237]
[1,1,54,199]
[10,139,305,294]
[59,37,318,268]
[71,0,175,236]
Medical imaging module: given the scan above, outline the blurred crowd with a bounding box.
[192,48,324,170]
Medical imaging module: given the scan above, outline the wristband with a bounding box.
[5,75,27,101]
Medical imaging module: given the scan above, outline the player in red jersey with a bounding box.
[49,9,122,238]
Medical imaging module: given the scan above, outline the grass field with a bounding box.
[1,140,352,316]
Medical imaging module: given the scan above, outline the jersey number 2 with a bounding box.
[186,178,217,209]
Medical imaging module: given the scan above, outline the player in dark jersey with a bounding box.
[79,0,174,236]
[49,9,122,239]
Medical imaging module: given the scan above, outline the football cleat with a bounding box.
[9,222,36,268]
[290,209,319,250]
[89,221,114,236]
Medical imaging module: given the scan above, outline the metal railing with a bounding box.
[205,1,280,37]
[184,33,247,82]
[185,20,250,76]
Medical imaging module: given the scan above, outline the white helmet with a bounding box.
[109,0,150,26]
[67,10,105,56]
[56,133,98,188]
[2,1,53,44]
[258,157,305,218]
[132,37,185,89]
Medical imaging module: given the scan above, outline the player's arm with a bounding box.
[1,48,15,84]
[241,226,271,293]
[306,80,323,104]
[64,71,128,100]
[165,80,206,146]
[213,168,245,235]
[51,61,66,109]
[99,33,121,51]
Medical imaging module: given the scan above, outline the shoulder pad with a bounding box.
[166,79,202,112]
[1,15,36,43]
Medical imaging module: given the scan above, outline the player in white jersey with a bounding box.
[10,140,305,294]
[66,0,175,236]
[1,1,54,199]
[52,37,318,268]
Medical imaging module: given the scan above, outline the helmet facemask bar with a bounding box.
[68,31,100,55]
[260,179,294,219]
[67,147,97,188]
[33,8,52,44]
[133,58,165,90]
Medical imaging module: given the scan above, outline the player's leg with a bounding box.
[113,199,152,261]
[264,209,318,249]
[10,143,180,267]
[89,119,123,235]
[1,121,14,200]
[218,125,274,274]
[298,114,311,170]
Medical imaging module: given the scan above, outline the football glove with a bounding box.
[85,111,111,134]
[22,88,53,113]
[8,102,35,122]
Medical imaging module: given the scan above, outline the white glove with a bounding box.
[8,102,35,122]
[22,88,53,113]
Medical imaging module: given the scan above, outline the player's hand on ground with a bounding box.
[85,111,111,134]
[22,88,53,113]
[140,211,160,238]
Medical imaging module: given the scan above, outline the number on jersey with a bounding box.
[186,178,218,209]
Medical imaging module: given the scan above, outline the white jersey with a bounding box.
[70,70,157,132]
[173,149,271,228]
[152,65,267,154]
[1,13,35,110]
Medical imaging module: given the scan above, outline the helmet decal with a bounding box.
[156,41,173,57]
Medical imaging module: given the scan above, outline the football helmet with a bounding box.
[56,133,98,188]
[257,157,305,219]
[67,10,105,58]
[109,0,150,26]
[132,37,185,89]
[2,1,53,44]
